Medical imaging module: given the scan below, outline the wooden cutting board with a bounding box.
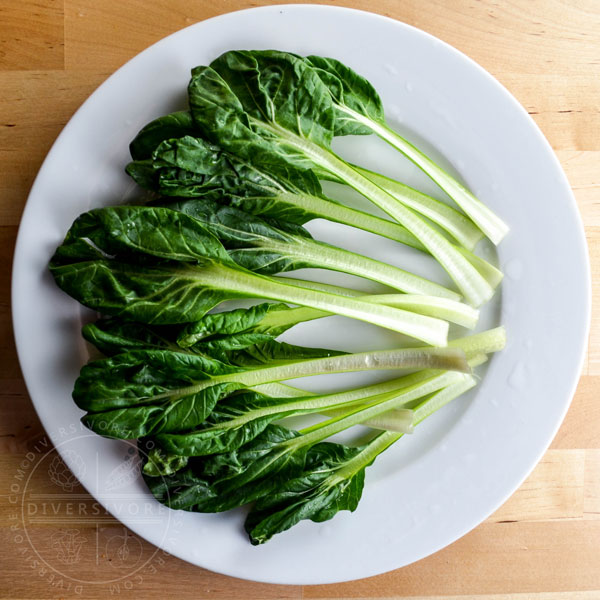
[1,1,599,598]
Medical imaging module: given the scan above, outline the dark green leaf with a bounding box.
[76,350,243,437]
[155,391,292,457]
[245,442,366,544]
[51,205,233,266]
[124,159,160,191]
[129,111,196,160]
[143,464,218,510]
[305,55,385,136]
[189,52,333,172]
[209,50,335,147]
[177,303,287,346]
[162,197,317,275]
[199,424,306,489]
[51,259,234,324]
[82,317,182,356]
[49,206,247,323]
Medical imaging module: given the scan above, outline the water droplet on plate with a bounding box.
[389,105,404,122]
[504,258,523,281]
[405,81,414,93]
[508,362,527,390]
[384,63,398,76]
[501,299,516,317]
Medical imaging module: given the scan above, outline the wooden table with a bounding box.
[1,1,599,598]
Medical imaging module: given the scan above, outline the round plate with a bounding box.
[12,4,590,585]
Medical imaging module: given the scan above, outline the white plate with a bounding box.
[12,4,590,585]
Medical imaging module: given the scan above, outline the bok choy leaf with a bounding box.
[188,50,494,306]
[76,344,468,438]
[304,54,509,244]
[161,196,458,299]
[245,374,477,544]
[50,205,453,345]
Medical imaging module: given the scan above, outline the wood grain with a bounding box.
[584,450,600,520]
[0,0,64,70]
[487,450,585,523]
[305,521,600,597]
[1,1,599,598]
[550,377,600,449]
[0,71,109,225]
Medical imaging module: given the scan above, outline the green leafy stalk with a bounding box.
[215,370,474,487]
[143,369,474,513]
[128,130,425,252]
[144,332,502,477]
[350,165,484,250]
[82,307,345,366]
[274,277,479,328]
[153,382,417,459]
[155,366,470,458]
[189,50,494,306]
[128,130,502,287]
[50,205,452,345]
[163,197,459,299]
[75,344,468,438]
[304,54,509,244]
[244,374,477,544]
[254,326,505,402]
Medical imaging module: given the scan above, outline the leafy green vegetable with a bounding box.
[83,318,183,356]
[161,196,458,298]
[129,111,197,160]
[50,205,454,345]
[151,326,506,461]
[75,343,468,438]
[130,129,482,256]
[187,50,494,306]
[245,374,476,544]
[49,47,508,546]
[84,293,477,380]
[244,440,367,544]
[127,131,502,286]
[303,54,509,245]
[83,308,344,367]
[153,370,452,457]
[141,366,479,536]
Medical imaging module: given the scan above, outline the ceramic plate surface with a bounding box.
[12,4,590,584]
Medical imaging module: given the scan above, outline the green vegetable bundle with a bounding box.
[50,48,507,544]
